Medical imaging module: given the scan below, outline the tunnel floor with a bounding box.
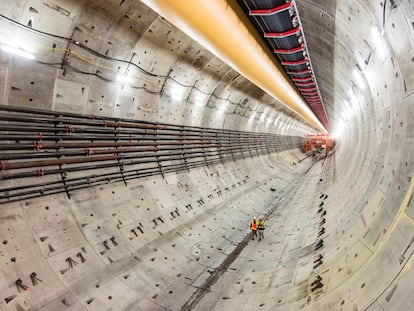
[188,156,332,310]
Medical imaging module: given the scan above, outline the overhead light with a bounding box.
[217,103,227,111]
[331,119,346,138]
[171,93,182,101]
[116,74,129,83]
[194,100,204,107]
[192,93,207,106]
[349,91,358,107]
[371,26,388,59]
[249,111,257,121]
[353,67,366,90]
[0,44,35,60]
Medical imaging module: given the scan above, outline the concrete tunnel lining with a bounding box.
[0,0,414,310]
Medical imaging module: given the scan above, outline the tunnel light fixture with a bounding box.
[171,93,183,101]
[331,119,346,138]
[217,102,228,111]
[266,117,273,125]
[259,115,265,123]
[116,74,130,84]
[248,111,257,123]
[0,44,35,60]
[170,86,188,102]
[194,100,205,107]
[345,106,354,120]
[371,26,388,59]
[353,67,366,90]
[192,93,208,106]
[349,92,359,108]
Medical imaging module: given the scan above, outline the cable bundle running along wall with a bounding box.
[0,105,305,203]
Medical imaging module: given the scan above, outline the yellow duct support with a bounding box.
[140,0,327,133]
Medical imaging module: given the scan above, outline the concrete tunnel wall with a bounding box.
[0,0,413,310]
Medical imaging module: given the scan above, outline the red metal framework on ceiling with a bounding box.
[239,0,330,131]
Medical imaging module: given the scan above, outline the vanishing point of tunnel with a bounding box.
[0,0,413,310]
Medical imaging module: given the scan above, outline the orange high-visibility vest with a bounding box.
[251,219,257,230]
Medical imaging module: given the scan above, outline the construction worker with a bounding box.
[257,216,266,241]
[250,216,257,240]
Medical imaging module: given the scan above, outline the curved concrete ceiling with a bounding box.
[139,0,327,133]
[0,0,413,311]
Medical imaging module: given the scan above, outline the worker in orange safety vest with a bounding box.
[250,216,257,240]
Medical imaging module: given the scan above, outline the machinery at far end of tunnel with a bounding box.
[304,134,334,158]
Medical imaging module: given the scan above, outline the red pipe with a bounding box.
[249,2,291,15]
[264,27,300,38]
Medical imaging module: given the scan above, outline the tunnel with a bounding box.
[0,0,413,310]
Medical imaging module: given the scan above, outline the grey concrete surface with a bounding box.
[0,0,413,310]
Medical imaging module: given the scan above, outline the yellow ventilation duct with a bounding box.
[140,0,326,133]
